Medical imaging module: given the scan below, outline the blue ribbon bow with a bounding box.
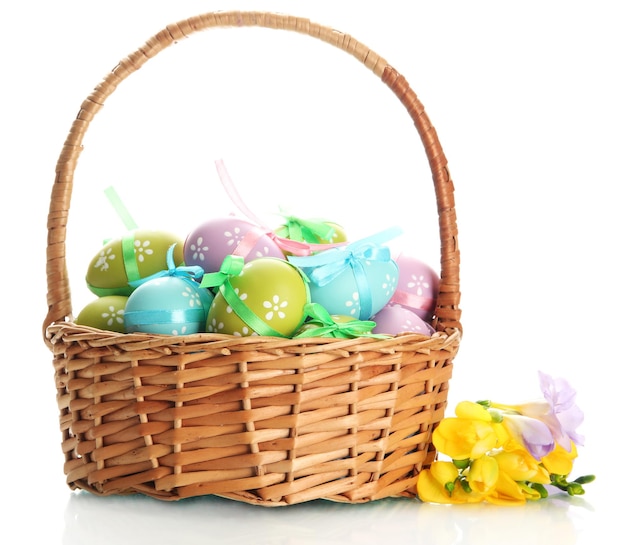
[287,226,402,286]
[128,244,205,289]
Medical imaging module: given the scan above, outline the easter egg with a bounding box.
[85,230,184,296]
[371,304,435,336]
[75,295,129,333]
[124,276,214,335]
[322,222,349,245]
[274,218,348,245]
[391,253,440,321]
[207,257,308,337]
[184,217,284,274]
[292,246,399,321]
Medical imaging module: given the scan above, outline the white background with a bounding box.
[1,0,624,543]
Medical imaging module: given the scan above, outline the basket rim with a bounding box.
[43,10,461,346]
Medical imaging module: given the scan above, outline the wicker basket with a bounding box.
[43,11,462,506]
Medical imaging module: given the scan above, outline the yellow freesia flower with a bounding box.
[494,449,551,484]
[416,462,465,504]
[433,417,502,460]
[485,469,542,505]
[418,373,594,505]
[430,459,461,485]
[541,442,578,476]
[455,400,493,421]
[417,461,487,504]
[466,455,499,495]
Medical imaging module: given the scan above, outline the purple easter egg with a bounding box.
[184,216,284,273]
[371,304,435,336]
[391,253,439,321]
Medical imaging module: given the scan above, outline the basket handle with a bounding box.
[43,11,461,342]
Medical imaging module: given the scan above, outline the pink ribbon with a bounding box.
[215,159,346,257]
[390,290,435,312]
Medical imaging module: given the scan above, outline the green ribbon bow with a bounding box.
[293,302,390,339]
[199,254,245,289]
[275,213,336,244]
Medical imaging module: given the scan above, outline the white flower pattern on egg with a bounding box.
[181,285,202,307]
[94,247,116,272]
[401,318,414,332]
[171,325,188,336]
[234,326,259,337]
[224,227,243,247]
[382,273,397,297]
[254,246,273,258]
[207,318,224,332]
[263,295,288,320]
[101,306,124,327]
[189,236,209,262]
[408,273,429,295]
[134,239,154,262]
[345,292,360,316]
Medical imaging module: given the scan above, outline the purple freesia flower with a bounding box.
[538,371,585,449]
[501,413,555,460]
[503,371,585,452]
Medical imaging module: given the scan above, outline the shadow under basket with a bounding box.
[43,11,462,506]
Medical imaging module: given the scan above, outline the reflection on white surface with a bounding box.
[61,490,593,545]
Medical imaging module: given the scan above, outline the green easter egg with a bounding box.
[75,295,129,333]
[85,229,184,296]
[318,222,348,245]
[207,257,309,337]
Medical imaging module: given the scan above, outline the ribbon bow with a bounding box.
[199,254,245,290]
[287,226,402,287]
[294,303,390,339]
[128,244,205,289]
[274,211,336,244]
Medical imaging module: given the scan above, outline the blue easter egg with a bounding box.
[296,248,399,320]
[124,276,214,335]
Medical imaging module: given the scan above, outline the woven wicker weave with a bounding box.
[43,11,462,506]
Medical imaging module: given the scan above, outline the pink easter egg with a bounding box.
[392,253,439,321]
[371,304,435,336]
[184,216,285,273]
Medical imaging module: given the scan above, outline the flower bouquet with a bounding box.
[417,371,595,505]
